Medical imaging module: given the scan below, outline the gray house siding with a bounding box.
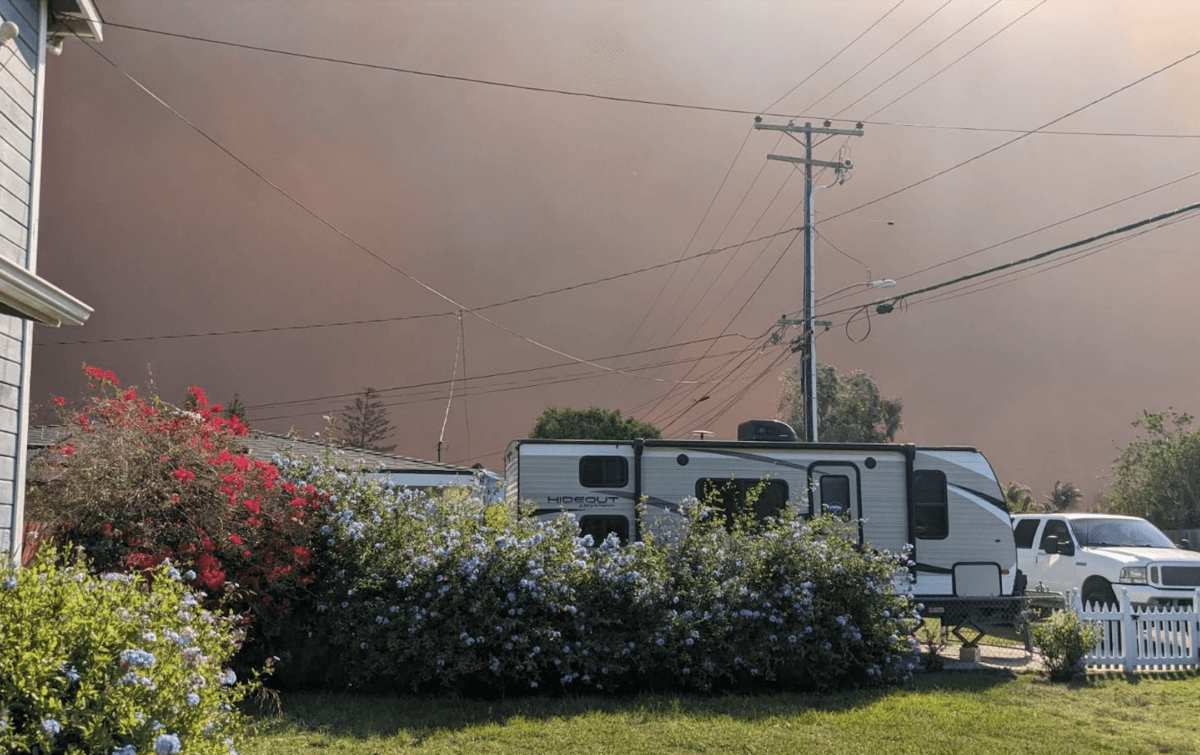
[0,0,39,556]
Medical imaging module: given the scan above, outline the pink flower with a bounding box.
[172,468,196,482]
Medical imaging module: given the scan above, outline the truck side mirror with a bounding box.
[1182,538,1193,551]
[1043,535,1058,555]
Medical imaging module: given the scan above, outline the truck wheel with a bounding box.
[1082,580,1117,610]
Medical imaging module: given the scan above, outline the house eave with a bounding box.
[0,255,91,326]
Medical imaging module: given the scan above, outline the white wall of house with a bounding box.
[0,0,44,559]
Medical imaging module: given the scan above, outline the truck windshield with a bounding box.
[1070,518,1175,548]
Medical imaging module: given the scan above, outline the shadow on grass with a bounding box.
[250,670,1021,742]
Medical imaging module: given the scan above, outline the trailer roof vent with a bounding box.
[737,420,797,442]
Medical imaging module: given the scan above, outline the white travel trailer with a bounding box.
[505,420,1021,616]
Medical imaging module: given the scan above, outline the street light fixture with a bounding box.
[816,278,895,304]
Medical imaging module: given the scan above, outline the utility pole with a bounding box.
[754,119,862,442]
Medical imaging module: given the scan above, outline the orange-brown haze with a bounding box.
[29,1,1200,507]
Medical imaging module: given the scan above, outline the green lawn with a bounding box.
[241,671,1200,755]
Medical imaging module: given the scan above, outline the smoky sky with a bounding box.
[29,0,1200,504]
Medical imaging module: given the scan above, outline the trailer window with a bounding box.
[695,478,788,528]
[578,515,629,546]
[579,456,628,487]
[819,475,851,518]
[913,470,948,540]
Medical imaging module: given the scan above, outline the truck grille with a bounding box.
[1160,566,1200,587]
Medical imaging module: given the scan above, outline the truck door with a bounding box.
[810,463,861,543]
[1034,518,1078,593]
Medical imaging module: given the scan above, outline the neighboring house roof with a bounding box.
[28,426,499,487]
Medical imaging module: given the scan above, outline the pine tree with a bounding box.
[225,393,246,422]
[340,387,397,452]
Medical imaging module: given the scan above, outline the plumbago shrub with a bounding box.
[0,549,253,755]
[25,366,326,664]
[276,459,917,695]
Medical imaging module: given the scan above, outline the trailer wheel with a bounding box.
[1082,579,1117,610]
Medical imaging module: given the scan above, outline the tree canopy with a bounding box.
[782,365,902,443]
[340,387,397,452]
[529,407,662,440]
[1107,409,1200,529]
[1002,481,1040,513]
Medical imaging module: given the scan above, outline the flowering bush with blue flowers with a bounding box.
[273,460,918,695]
[0,548,253,754]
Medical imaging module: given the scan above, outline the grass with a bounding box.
[240,671,1200,755]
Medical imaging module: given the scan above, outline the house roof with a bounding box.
[0,254,92,326]
[28,425,489,478]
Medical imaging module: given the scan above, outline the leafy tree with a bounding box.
[529,406,662,440]
[782,365,902,443]
[1107,409,1200,529]
[1045,480,1082,512]
[1002,481,1041,513]
[340,387,397,452]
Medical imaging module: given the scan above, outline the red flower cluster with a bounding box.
[30,365,327,631]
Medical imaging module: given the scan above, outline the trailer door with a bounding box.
[810,463,861,543]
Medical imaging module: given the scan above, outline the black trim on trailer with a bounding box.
[913,562,953,575]
[806,460,863,542]
[950,483,1009,513]
[904,445,917,581]
[633,439,645,542]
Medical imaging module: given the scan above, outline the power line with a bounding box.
[243,332,763,412]
[96,19,1200,140]
[831,0,1004,118]
[246,342,770,424]
[894,168,1200,283]
[74,37,712,386]
[912,211,1200,308]
[862,0,1048,119]
[763,0,909,115]
[35,225,800,347]
[820,41,1200,226]
[866,201,1200,309]
[803,0,955,114]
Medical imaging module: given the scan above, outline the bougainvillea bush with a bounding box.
[0,549,252,755]
[275,459,918,695]
[25,366,326,666]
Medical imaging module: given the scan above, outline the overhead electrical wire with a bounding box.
[636,1,999,427]
[860,0,1048,119]
[35,225,800,347]
[762,0,909,115]
[83,20,1200,140]
[820,34,1200,227]
[894,168,1200,283]
[642,233,802,428]
[845,201,1200,315]
[830,0,1004,118]
[242,332,762,412]
[912,211,1200,308]
[803,0,955,114]
[76,37,709,386]
[436,312,463,460]
[586,0,900,401]
[246,342,771,425]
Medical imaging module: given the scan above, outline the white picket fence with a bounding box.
[1071,587,1200,672]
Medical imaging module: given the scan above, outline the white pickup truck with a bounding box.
[1012,513,1200,608]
